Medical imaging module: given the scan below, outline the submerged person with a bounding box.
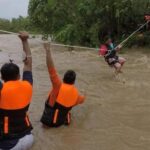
[99,36,126,74]
[0,32,34,150]
[41,42,86,127]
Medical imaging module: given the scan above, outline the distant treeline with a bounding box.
[0,16,37,33]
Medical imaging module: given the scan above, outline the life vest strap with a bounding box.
[0,105,29,116]
[67,113,71,124]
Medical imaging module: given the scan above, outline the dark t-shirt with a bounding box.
[105,43,117,59]
[0,81,2,90]
[0,71,33,149]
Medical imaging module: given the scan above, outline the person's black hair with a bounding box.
[1,63,20,82]
[63,70,76,85]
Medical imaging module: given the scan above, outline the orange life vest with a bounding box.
[0,81,33,140]
[56,83,78,107]
[41,83,79,127]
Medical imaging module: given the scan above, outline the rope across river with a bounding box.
[0,29,98,51]
[1,19,149,52]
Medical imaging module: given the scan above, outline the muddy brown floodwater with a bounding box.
[1,34,150,150]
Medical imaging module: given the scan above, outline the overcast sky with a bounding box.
[0,0,29,19]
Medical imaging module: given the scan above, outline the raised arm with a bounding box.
[43,42,61,88]
[43,42,54,69]
[19,32,32,72]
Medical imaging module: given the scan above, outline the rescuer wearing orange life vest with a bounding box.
[41,42,86,127]
[0,32,34,150]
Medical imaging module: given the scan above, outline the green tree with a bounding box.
[28,0,150,47]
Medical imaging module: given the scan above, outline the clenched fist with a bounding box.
[18,31,29,41]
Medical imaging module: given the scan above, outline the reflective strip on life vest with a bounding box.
[53,109,59,124]
[4,116,9,134]
[67,113,71,124]
[25,115,30,127]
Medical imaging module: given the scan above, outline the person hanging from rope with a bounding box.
[40,42,86,127]
[99,36,126,74]
[0,32,34,150]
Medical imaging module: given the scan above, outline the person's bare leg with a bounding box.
[114,62,122,75]
[113,61,126,83]
[118,57,126,66]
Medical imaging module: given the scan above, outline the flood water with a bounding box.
[1,35,150,150]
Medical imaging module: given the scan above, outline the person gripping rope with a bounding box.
[99,36,126,74]
[40,42,86,127]
[0,32,34,150]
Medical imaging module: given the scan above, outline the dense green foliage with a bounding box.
[1,0,150,47]
[28,0,150,47]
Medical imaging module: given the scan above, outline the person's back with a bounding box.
[41,42,85,127]
[0,32,34,150]
[56,83,78,107]
[0,80,32,108]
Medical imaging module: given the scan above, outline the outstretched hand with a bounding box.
[18,31,29,41]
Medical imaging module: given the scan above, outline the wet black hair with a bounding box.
[1,63,20,82]
[63,70,76,85]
